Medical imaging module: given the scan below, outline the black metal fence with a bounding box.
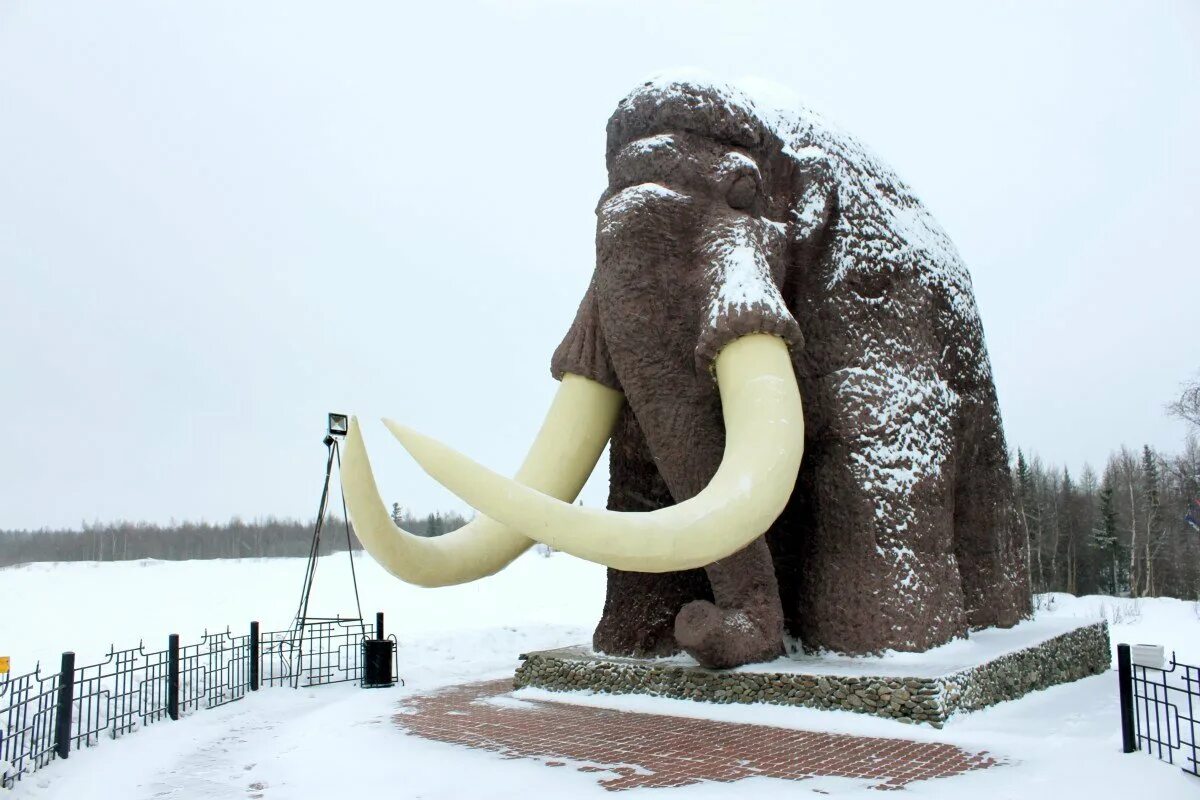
[0,615,398,788]
[1118,642,1199,777]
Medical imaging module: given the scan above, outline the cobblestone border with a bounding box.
[513,621,1110,728]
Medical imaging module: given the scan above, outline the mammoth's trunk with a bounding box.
[590,203,804,504]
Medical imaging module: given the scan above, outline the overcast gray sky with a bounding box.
[1,1,1196,531]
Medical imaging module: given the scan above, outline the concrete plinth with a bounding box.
[514,619,1110,728]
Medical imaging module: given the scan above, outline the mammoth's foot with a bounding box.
[593,610,681,659]
[674,600,784,669]
[592,567,714,658]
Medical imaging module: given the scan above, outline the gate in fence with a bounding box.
[0,615,398,788]
[1118,642,1199,777]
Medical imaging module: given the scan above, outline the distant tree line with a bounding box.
[390,504,469,537]
[0,517,365,567]
[1019,375,1200,600]
[0,505,472,568]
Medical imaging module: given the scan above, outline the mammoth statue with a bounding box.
[343,77,1031,670]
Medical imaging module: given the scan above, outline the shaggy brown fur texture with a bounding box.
[552,78,1030,668]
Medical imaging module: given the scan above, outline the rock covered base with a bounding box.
[514,620,1110,728]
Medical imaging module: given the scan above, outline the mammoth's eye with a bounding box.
[726,175,757,210]
[717,152,762,211]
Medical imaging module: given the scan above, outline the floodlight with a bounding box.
[328,413,349,438]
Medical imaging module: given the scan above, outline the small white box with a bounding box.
[1131,644,1165,669]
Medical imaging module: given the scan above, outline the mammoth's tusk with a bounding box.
[390,333,804,573]
[340,373,623,587]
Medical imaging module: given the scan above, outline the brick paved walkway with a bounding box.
[397,679,1000,791]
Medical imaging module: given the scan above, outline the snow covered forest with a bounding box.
[0,508,469,567]
[1018,440,1199,599]
[0,517,363,566]
[1019,378,1200,600]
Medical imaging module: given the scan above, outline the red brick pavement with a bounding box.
[396,679,1000,791]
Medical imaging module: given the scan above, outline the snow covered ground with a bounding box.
[2,553,1198,798]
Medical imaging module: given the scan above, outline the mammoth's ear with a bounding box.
[786,149,837,255]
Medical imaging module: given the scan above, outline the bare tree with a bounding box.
[1168,373,1200,430]
[1111,447,1143,597]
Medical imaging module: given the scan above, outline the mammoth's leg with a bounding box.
[794,369,967,654]
[953,389,1032,628]
[593,406,712,657]
[598,399,784,668]
[675,536,785,669]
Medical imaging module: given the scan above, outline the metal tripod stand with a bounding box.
[289,417,365,685]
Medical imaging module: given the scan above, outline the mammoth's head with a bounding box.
[595,80,833,368]
[600,80,792,255]
[338,78,820,586]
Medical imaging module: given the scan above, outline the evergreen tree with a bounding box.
[1060,468,1079,594]
[1077,465,1103,594]
[1014,449,1042,591]
[1140,445,1163,595]
[1092,485,1122,594]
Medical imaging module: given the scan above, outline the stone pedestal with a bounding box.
[514,619,1110,728]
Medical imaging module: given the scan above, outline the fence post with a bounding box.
[168,634,180,721]
[250,621,260,691]
[53,651,75,759]
[376,612,384,640]
[1117,643,1137,753]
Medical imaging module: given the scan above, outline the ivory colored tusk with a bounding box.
[391,333,804,573]
[340,373,623,587]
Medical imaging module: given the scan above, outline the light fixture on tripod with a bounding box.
[327,413,349,440]
[289,412,366,684]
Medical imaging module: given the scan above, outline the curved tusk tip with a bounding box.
[381,418,421,448]
[380,420,457,477]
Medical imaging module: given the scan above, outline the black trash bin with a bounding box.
[362,638,394,688]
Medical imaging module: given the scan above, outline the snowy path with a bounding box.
[10,669,1199,799]
[127,695,290,799]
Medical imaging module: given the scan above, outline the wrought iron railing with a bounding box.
[0,615,398,788]
[1118,643,1199,777]
[0,667,59,782]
